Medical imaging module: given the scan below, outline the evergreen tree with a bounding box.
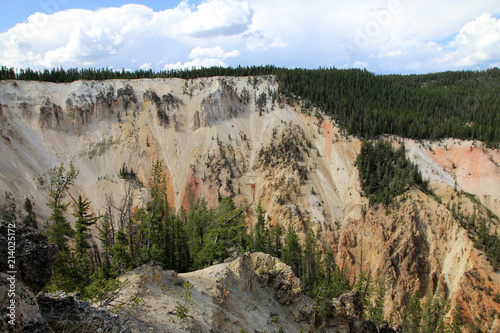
[44,162,79,292]
[45,162,78,250]
[253,200,268,252]
[22,197,37,228]
[72,195,99,291]
[184,188,211,270]
[113,230,131,271]
[447,305,464,333]
[403,291,422,333]
[147,160,169,264]
[172,215,191,272]
[282,228,302,277]
[269,224,283,259]
[366,277,386,325]
[302,229,320,296]
[73,195,98,258]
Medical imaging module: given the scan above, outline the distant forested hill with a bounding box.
[277,67,500,146]
[1,65,499,145]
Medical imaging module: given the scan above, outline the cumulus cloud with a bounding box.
[179,0,253,38]
[140,62,152,70]
[439,13,500,68]
[165,46,241,69]
[0,0,499,73]
[189,46,240,59]
[244,30,288,51]
[0,1,252,68]
[164,58,228,70]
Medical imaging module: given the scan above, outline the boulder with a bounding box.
[0,221,58,293]
[0,273,45,331]
[38,292,129,333]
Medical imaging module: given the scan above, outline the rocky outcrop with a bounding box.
[0,220,57,330]
[199,81,244,127]
[0,221,58,293]
[0,272,45,331]
[250,252,303,305]
[39,99,63,130]
[0,221,128,332]
[38,292,128,333]
[110,253,392,333]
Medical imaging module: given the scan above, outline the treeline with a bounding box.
[0,65,277,82]
[356,139,429,206]
[1,65,499,145]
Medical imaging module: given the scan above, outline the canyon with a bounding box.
[0,76,499,331]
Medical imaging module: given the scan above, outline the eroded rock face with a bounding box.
[39,99,63,130]
[0,221,58,293]
[199,82,243,127]
[38,292,129,333]
[0,273,45,331]
[250,252,303,305]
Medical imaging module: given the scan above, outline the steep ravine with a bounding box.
[1,77,500,331]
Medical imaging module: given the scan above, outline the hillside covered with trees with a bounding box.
[1,65,499,145]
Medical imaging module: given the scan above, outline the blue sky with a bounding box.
[1,0,499,74]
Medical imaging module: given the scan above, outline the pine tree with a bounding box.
[72,195,99,291]
[282,228,302,277]
[44,162,79,292]
[269,224,283,259]
[185,188,210,270]
[22,197,37,228]
[403,291,422,333]
[147,160,168,264]
[113,230,131,271]
[73,195,98,258]
[302,229,320,296]
[253,200,268,252]
[366,277,386,325]
[45,162,78,250]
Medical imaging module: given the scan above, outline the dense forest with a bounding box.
[1,65,499,145]
[356,139,429,206]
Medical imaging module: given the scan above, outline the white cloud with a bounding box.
[0,1,252,69]
[164,58,228,70]
[179,0,253,38]
[244,30,288,51]
[439,13,500,68]
[352,61,369,69]
[189,46,240,59]
[166,46,241,69]
[0,0,499,73]
[378,49,406,58]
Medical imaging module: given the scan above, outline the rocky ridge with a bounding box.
[110,252,390,333]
